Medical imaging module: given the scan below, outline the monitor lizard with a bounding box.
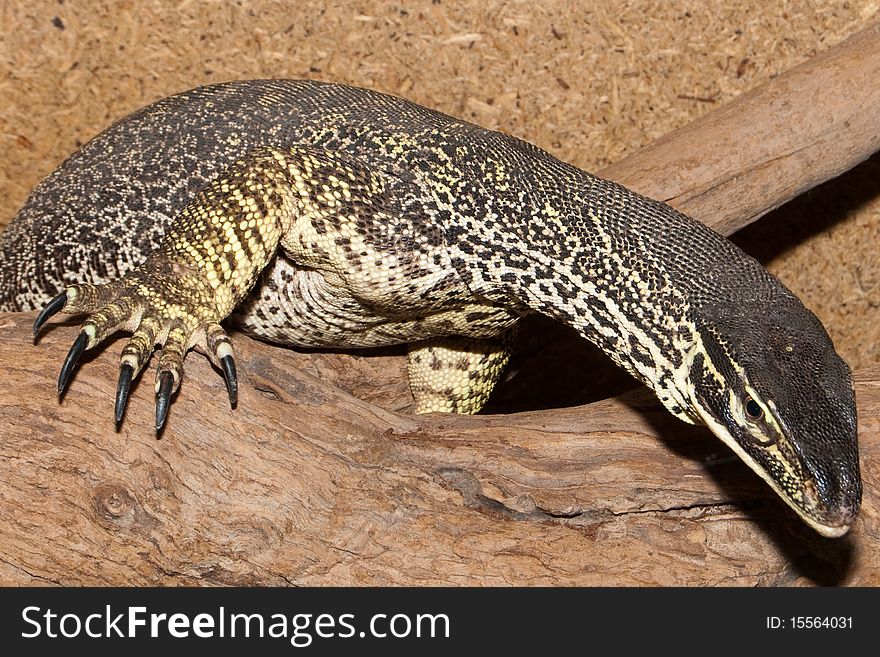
[0,79,861,537]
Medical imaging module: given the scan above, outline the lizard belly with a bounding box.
[232,257,519,348]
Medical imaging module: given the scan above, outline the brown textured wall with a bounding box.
[0,0,877,368]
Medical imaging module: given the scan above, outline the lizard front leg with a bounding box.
[34,145,381,429]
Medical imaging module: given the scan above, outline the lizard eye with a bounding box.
[744,397,764,420]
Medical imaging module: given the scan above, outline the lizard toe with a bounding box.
[153,318,196,431]
[33,291,68,336]
[204,322,237,408]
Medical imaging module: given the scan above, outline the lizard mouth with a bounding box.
[805,517,851,538]
[692,404,858,537]
[795,482,857,538]
[788,505,854,538]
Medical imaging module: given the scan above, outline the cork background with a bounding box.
[0,0,878,372]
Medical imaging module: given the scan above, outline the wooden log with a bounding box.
[2,26,880,586]
[0,315,877,585]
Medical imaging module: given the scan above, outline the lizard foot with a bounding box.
[33,257,237,430]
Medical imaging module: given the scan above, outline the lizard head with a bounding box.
[685,290,861,537]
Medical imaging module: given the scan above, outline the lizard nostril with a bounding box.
[802,480,820,511]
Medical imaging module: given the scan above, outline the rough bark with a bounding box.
[2,25,880,586]
[1,316,878,586]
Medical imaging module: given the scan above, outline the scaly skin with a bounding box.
[0,79,861,537]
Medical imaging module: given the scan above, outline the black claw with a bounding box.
[220,354,238,408]
[115,363,134,424]
[34,292,68,336]
[58,332,89,395]
[155,371,174,431]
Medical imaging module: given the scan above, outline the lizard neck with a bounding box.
[443,170,768,421]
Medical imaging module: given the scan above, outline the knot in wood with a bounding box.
[93,483,136,521]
